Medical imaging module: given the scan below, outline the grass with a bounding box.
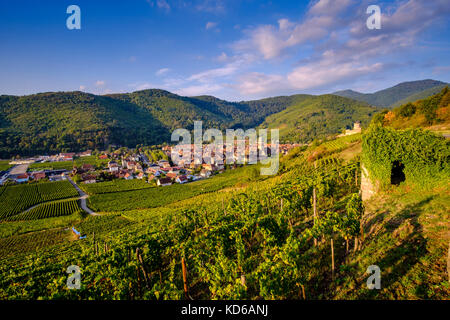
[332,184,450,299]
[0,160,12,171]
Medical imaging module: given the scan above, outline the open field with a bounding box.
[0,161,12,171]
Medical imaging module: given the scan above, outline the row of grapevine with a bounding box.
[81,179,152,195]
[322,133,361,153]
[0,181,78,220]
[7,199,81,221]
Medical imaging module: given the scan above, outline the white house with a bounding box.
[157,177,172,186]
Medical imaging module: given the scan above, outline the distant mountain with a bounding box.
[334,79,447,108]
[389,84,448,108]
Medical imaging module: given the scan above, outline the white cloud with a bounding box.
[176,83,223,96]
[147,0,171,11]
[156,68,170,76]
[195,0,225,13]
[95,80,105,87]
[235,73,286,95]
[287,61,384,90]
[206,22,218,30]
[79,85,86,91]
[215,52,229,63]
[227,0,450,97]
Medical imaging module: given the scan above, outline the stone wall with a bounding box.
[361,164,378,201]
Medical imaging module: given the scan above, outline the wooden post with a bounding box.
[300,284,306,300]
[331,238,335,280]
[313,187,317,246]
[447,241,450,283]
[136,266,142,298]
[181,257,189,299]
[240,274,246,287]
[136,248,150,288]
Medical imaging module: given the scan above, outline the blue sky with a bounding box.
[0,0,449,100]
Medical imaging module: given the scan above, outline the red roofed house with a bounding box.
[15,173,29,183]
[175,175,188,184]
[166,172,177,179]
[32,171,46,181]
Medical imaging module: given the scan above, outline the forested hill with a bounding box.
[372,86,450,129]
[0,92,171,158]
[260,94,377,143]
[334,79,447,108]
[0,89,372,158]
[2,80,445,158]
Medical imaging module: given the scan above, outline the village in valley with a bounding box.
[0,142,302,187]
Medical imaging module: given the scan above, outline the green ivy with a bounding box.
[362,126,449,188]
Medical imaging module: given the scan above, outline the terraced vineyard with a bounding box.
[7,199,81,221]
[0,181,79,219]
[322,133,362,153]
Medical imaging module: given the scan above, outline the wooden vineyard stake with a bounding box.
[313,187,317,247]
[136,248,150,289]
[181,257,190,299]
[300,284,306,300]
[331,238,335,280]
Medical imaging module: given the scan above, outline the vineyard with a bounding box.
[81,179,153,195]
[7,199,82,221]
[0,181,79,220]
[28,161,73,171]
[29,156,110,172]
[0,123,448,300]
[88,165,263,212]
[321,133,362,153]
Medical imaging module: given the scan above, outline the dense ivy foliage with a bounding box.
[362,126,449,188]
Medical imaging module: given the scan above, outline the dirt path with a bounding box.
[67,177,98,216]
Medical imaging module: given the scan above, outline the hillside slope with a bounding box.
[261,94,377,143]
[0,92,170,157]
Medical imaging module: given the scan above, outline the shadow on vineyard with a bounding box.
[356,197,430,299]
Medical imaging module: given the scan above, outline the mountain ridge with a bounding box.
[333,79,447,108]
[1,79,446,158]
